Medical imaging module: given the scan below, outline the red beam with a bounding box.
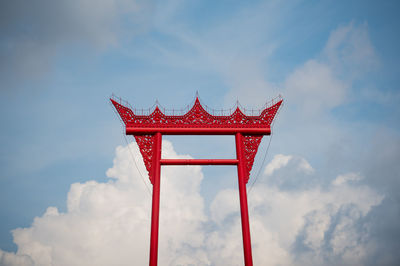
[236,133,254,266]
[126,127,271,135]
[160,159,238,165]
[149,132,162,266]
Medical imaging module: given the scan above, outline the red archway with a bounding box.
[111,95,282,266]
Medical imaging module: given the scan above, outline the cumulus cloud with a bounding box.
[264,154,293,176]
[208,154,383,266]
[264,154,313,177]
[332,172,362,186]
[263,154,316,191]
[0,143,385,266]
[1,141,208,266]
[0,250,33,266]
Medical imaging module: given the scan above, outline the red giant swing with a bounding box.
[111,94,283,266]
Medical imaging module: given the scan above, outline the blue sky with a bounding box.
[1,0,400,265]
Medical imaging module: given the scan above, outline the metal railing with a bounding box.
[111,93,282,117]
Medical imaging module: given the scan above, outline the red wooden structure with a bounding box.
[111,95,282,266]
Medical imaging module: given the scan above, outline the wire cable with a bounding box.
[110,99,152,197]
[247,132,273,194]
[247,100,283,195]
[122,134,152,196]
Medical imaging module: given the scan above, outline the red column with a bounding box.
[235,133,254,266]
[149,132,162,266]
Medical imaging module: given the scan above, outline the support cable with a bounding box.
[247,132,273,195]
[110,100,152,197]
[122,134,152,196]
[247,100,283,195]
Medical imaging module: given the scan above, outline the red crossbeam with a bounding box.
[160,159,239,165]
[126,127,271,135]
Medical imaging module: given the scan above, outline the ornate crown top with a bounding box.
[111,95,282,131]
[111,95,283,183]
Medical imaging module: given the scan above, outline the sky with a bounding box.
[1,0,400,265]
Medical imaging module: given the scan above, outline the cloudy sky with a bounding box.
[1,0,400,265]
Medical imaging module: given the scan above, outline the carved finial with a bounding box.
[194,91,201,104]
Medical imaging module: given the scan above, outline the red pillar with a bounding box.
[149,132,162,266]
[235,133,254,266]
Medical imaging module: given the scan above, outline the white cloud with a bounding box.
[332,172,363,186]
[283,22,378,117]
[208,155,383,266]
[0,250,33,266]
[264,154,293,176]
[297,157,314,174]
[1,141,208,266]
[264,154,314,177]
[209,189,239,225]
[0,143,384,266]
[262,154,315,191]
[284,60,348,114]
